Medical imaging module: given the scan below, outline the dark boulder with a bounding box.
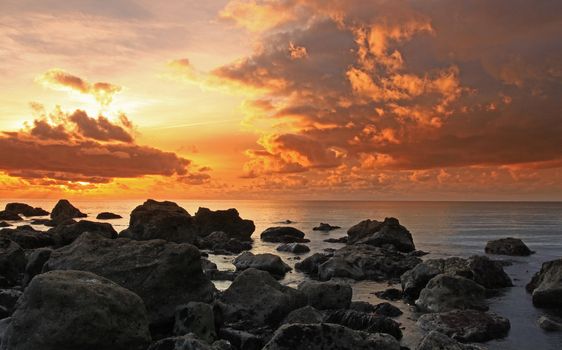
[375,288,403,301]
[198,231,251,255]
[416,331,486,350]
[261,227,309,243]
[537,315,562,331]
[295,253,332,275]
[276,243,310,254]
[50,199,87,223]
[192,207,255,241]
[371,303,402,317]
[22,247,52,286]
[282,306,325,325]
[218,328,262,350]
[485,237,533,256]
[4,203,48,217]
[0,289,22,317]
[148,334,211,350]
[313,223,341,231]
[174,302,216,343]
[96,212,123,220]
[0,222,10,228]
[1,270,151,350]
[298,280,352,310]
[526,258,562,308]
[417,309,510,342]
[324,309,402,339]
[347,217,415,252]
[48,220,117,246]
[416,274,488,313]
[0,226,54,249]
[0,212,21,222]
[324,236,348,243]
[0,239,26,287]
[233,252,291,278]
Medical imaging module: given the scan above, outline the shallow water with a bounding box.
[2,199,562,349]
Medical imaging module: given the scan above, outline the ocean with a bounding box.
[2,199,562,349]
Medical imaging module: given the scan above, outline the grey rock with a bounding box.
[416,331,486,350]
[282,305,325,325]
[416,274,488,313]
[22,247,52,286]
[347,217,415,252]
[174,302,216,343]
[218,328,262,350]
[233,252,291,278]
[485,237,533,256]
[276,243,310,254]
[537,315,562,331]
[50,199,86,223]
[526,258,562,308]
[148,334,211,350]
[0,239,26,287]
[324,309,402,339]
[298,280,352,310]
[261,227,309,243]
[295,253,332,275]
[0,289,22,317]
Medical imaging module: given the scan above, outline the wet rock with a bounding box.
[263,323,400,350]
[216,268,305,328]
[0,239,26,287]
[0,212,21,222]
[174,302,216,343]
[537,315,562,331]
[416,274,488,313]
[313,223,341,231]
[0,222,10,228]
[465,255,513,290]
[233,252,291,278]
[22,247,52,286]
[324,236,348,243]
[347,217,415,253]
[324,309,402,339]
[371,303,402,317]
[295,253,332,275]
[192,207,255,241]
[0,226,54,249]
[4,203,49,217]
[282,305,325,325]
[485,237,533,256]
[276,243,310,254]
[48,220,117,246]
[96,212,122,220]
[375,288,403,301]
[298,280,352,310]
[417,309,510,342]
[198,231,251,255]
[317,245,421,281]
[50,199,87,223]
[148,334,211,350]
[526,258,562,308]
[202,260,238,281]
[261,227,309,243]
[218,328,262,350]
[416,331,486,350]
[1,270,151,350]
[43,232,216,328]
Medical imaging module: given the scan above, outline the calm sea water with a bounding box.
[2,200,562,349]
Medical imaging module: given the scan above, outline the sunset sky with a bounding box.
[1,0,561,200]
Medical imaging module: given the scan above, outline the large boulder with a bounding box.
[282,306,325,325]
[192,207,255,240]
[317,244,421,281]
[0,212,20,222]
[298,280,352,310]
[43,232,216,327]
[0,226,54,249]
[4,203,48,217]
[22,247,52,286]
[416,331,485,350]
[276,243,310,254]
[485,237,533,256]
[261,227,309,243]
[0,289,22,318]
[347,217,415,252]
[233,252,291,278]
[1,270,151,350]
[0,239,26,287]
[324,309,402,339]
[526,258,562,308]
[263,323,400,350]
[537,315,562,331]
[197,231,251,255]
[50,199,87,223]
[417,309,510,342]
[174,302,216,343]
[216,268,306,328]
[416,274,488,313]
[295,253,332,275]
[48,220,117,246]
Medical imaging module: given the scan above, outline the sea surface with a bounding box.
[2,199,562,349]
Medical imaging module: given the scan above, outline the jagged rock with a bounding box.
[298,280,352,310]
[0,239,26,287]
[324,236,348,243]
[485,237,533,256]
[174,302,216,343]
[5,203,49,217]
[0,226,54,249]
[417,309,510,342]
[216,268,305,328]
[22,247,52,286]
[43,232,216,328]
[416,331,486,350]
[375,288,403,301]
[233,252,291,278]
[295,253,332,275]
[261,227,309,243]
[50,199,86,223]
[96,212,123,220]
[416,274,488,312]
[1,270,151,350]
[0,222,9,228]
[347,217,415,252]
[313,223,341,231]
[324,309,402,339]
[276,243,310,254]
[282,305,325,325]
[526,258,562,308]
[198,231,251,255]
[537,315,562,331]
[218,328,262,350]
[192,207,255,241]
[0,212,21,222]
[263,323,401,350]
[317,245,421,281]
[48,220,117,246]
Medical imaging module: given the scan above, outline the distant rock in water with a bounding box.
[276,243,310,254]
[485,237,533,256]
[0,225,54,249]
[48,220,117,247]
[526,258,562,309]
[192,207,255,240]
[233,252,292,278]
[313,223,341,231]
[96,212,122,220]
[347,217,415,252]
[261,227,309,243]
[5,203,49,217]
[0,211,21,222]
[50,199,87,223]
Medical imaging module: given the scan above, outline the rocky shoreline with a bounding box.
[0,199,559,349]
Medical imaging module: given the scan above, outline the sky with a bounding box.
[0,0,561,200]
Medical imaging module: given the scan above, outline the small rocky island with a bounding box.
[0,199,559,349]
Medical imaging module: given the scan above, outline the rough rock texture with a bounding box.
[0,289,22,318]
[313,223,341,231]
[218,328,261,350]
[526,258,562,308]
[48,220,117,246]
[0,212,21,222]
[216,268,306,328]
[537,315,562,331]
[298,280,352,310]
[197,231,251,255]
[282,306,325,325]
[324,309,402,339]
[4,203,49,217]
[0,223,9,228]
[263,323,401,350]
[485,237,533,256]
[295,253,332,275]
[22,247,52,286]
[174,302,216,343]
[416,274,488,313]
[276,243,310,254]
[416,331,486,350]
[96,212,123,220]
[233,252,291,278]
[261,227,309,243]
[0,226,54,249]
[1,270,151,350]
[0,239,26,287]
[43,232,216,327]
[347,217,415,252]
[50,199,87,223]
[417,309,510,342]
[317,245,421,281]
[192,207,255,240]
[148,334,212,350]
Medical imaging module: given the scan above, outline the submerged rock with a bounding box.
[324,236,348,243]
[0,226,54,249]
[261,227,309,243]
[298,280,352,310]
[96,212,122,220]
[313,223,341,231]
[276,243,310,254]
[233,252,291,278]
[1,270,151,350]
[416,331,486,350]
[4,203,49,217]
[526,258,562,308]
[48,220,117,246]
[416,274,488,313]
[347,217,415,252]
[50,199,87,223]
[0,239,26,287]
